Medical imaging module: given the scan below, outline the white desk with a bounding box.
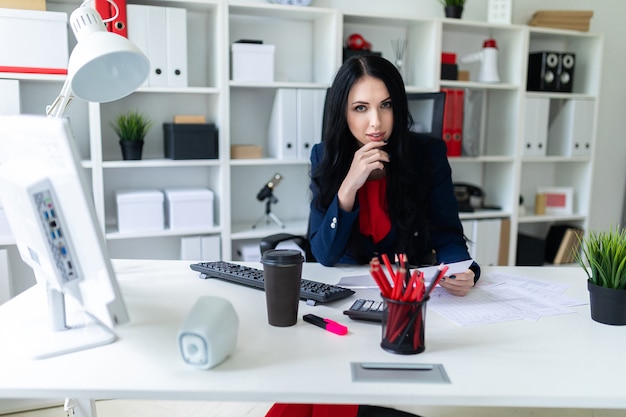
[0,260,624,413]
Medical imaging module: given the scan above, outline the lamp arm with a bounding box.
[46,78,74,119]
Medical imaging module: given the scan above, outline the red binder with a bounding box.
[450,89,464,157]
[111,0,128,38]
[95,0,128,38]
[441,88,464,157]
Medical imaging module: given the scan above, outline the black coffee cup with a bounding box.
[261,249,304,327]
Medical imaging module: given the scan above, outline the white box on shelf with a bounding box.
[231,43,275,82]
[164,188,214,230]
[536,186,574,215]
[0,8,68,72]
[180,235,221,261]
[116,189,164,233]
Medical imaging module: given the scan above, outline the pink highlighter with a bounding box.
[303,314,348,336]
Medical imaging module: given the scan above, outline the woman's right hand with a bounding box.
[337,141,389,211]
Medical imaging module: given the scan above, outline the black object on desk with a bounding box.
[190,261,354,304]
[343,298,384,322]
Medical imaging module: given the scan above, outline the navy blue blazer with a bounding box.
[308,135,479,279]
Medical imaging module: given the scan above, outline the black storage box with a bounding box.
[516,233,546,266]
[163,123,218,160]
[441,63,458,80]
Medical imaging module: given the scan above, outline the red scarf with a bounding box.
[358,178,391,244]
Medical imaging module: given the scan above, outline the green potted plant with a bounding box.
[575,227,626,325]
[111,110,153,160]
[439,0,465,18]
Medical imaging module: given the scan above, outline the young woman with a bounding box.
[308,55,480,297]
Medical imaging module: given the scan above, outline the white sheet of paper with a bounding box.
[427,272,584,326]
[337,259,474,288]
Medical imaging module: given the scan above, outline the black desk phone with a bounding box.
[454,183,484,213]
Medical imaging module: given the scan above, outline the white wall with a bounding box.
[251,0,626,233]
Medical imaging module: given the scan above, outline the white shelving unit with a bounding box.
[0,0,604,286]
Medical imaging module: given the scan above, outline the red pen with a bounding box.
[303,314,348,336]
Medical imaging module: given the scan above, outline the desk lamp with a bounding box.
[46,1,149,118]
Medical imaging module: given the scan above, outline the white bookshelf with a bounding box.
[0,0,604,282]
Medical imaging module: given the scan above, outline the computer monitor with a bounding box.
[0,115,129,359]
[407,92,446,140]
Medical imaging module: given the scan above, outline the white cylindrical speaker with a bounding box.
[178,296,239,370]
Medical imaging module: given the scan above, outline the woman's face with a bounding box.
[346,75,394,147]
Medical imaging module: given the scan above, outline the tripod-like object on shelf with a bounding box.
[252,190,285,229]
[252,173,285,229]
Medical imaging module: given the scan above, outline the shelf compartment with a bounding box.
[342,13,438,89]
[441,21,525,86]
[229,86,325,162]
[230,165,310,231]
[228,4,338,85]
[528,28,604,96]
[519,161,592,219]
[100,92,221,162]
[450,161,516,213]
[102,165,222,235]
[443,88,519,158]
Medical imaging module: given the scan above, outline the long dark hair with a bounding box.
[311,55,430,262]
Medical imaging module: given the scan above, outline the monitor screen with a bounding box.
[407,92,445,140]
[0,115,128,359]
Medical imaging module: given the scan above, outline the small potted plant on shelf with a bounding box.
[111,110,153,160]
[575,226,626,325]
[439,0,465,18]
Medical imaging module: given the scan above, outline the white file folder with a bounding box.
[523,97,549,157]
[127,5,150,87]
[297,89,315,161]
[268,89,298,159]
[298,88,326,161]
[146,5,168,87]
[166,7,188,87]
[548,99,594,157]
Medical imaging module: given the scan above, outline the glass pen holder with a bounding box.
[381,296,429,354]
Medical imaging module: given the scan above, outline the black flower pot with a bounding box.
[119,140,144,160]
[444,6,463,18]
[587,280,626,325]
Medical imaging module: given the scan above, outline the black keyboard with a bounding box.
[190,261,355,304]
[343,299,384,322]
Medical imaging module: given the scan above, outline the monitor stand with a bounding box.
[11,284,115,360]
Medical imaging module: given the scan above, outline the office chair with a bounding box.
[259,230,315,262]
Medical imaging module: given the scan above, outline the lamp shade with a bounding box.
[67,6,149,103]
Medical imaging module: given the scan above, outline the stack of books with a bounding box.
[528,10,593,32]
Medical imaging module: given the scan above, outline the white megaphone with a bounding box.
[460,38,500,83]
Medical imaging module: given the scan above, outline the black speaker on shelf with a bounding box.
[527,51,576,92]
[556,52,576,92]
